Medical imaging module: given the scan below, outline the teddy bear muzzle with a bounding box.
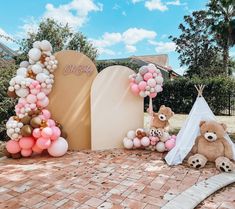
[158,114,166,121]
[204,132,217,142]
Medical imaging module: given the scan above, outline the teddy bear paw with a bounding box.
[188,154,207,169]
[215,157,234,172]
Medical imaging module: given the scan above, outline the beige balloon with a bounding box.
[48,50,98,150]
[91,65,144,150]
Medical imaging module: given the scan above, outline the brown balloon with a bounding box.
[21,115,32,125]
[30,117,42,128]
[28,111,34,116]
[34,109,41,115]
[3,147,12,158]
[7,90,17,98]
[21,125,33,136]
[11,152,22,159]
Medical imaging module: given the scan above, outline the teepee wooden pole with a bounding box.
[149,97,153,128]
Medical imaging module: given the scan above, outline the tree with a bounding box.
[17,18,98,63]
[207,0,235,75]
[170,10,223,78]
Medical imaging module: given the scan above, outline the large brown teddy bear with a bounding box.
[149,105,174,130]
[188,120,234,172]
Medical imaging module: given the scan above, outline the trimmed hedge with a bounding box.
[146,77,235,115]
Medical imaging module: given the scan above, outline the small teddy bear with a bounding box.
[149,127,170,142]
[188,120,234,172]
[149,105,174,131]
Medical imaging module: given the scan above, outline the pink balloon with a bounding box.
[47,119,55,127]
[144,73,153,81]
[147,78,156,87]
[149,92,157,98]
[50,127,61,140]
[42,109,51,119]
[36,137,51,149]
[32,144,43,154]
[41,127,53,138]
[133,138,141,148]
[38,115,46,120]
[138,81,147,91]
[19,137,35,149]
[165,139,175,151]
[131,84,140,94]
[6,140,21,154]
[30,89,40,95]
[151,140,157,145]
[26,94,37,103]
[148,69,155,73]
[21,149,32,157]
[33,128,41,138]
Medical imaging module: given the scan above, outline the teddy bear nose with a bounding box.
[208,136,213,139]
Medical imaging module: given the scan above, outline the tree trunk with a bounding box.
[223,40,229,76]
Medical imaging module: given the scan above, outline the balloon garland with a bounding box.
[129,63,163,128]
[5,40,68,158]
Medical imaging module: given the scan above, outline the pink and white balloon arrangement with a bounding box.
[123,128,176,152]
[5,40,68,158]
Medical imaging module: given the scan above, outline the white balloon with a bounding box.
[15,88,29,98]
[28,48,41,61]
[20,61,29,68]
[16,67,28,77]
[48,137,68,157]
[155,76,163,85]
[32,64,43,74]
[29,58,35,65]
[33,41,41,49]
[139,91,147,97]
[123,138,133,149]
[156,142,165,152]
[155,85,163,93]
[36,73,47,82]
[141,137,150,147]
[40,40,52,52]
[127,130,135,139]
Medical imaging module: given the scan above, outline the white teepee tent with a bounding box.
[165,85,235,166]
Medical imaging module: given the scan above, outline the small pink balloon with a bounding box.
[19,137,35,149]
[42,109,51,119]
[30,89,40,95]
[47,119,55,127]
[32,144,43,154]
[172,135,177,139]
[144,73,153,81]
[151,140,157,145]
[149,92,157,98]
[133,138,141,148]
[138,81,147,91]
[21,149,32,157]
[26,94,37,104]
[165,139,175,151]
[131,84,140,94]
[38,114,46,120]
[36,137,51,149]
[50,126,61,140]
[30,103,36,109]
[41,127,53,138]
[6,140,21,154]
[148,69,155,73]
[33,128,41,138]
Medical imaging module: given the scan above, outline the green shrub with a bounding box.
[0,61,17,141]
[147,76,235,115]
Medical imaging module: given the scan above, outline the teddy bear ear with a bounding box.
[160,105,165,109]
[171,111,175,116]
[220,123,227,131]
[199,121,206,127]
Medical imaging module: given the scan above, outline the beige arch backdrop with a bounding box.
[48,50,98,150]
[91,65,144,150]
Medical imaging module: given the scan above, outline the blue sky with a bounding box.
[0,0,234,75]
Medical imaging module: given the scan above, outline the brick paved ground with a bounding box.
[0,149,234,209]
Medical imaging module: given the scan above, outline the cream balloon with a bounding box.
[47,137,68,157]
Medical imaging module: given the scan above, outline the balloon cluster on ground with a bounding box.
[123,128,176,152]
[129,63,163,98]
[5,40,68,159]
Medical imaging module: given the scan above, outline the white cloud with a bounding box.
[113,3,120,10]
[166,0,181,5]
[98,48,116,56]
[43,0,103,29]
[123,28,156,45]
[122,11,127,16]
[91,28,156,56]
[18,17,39,38]
[126,45,137,53]
[149,40,176,53]
[131,0,143,4]
[145,0,168,11]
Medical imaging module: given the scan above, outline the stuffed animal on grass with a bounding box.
[188,120,234,172]
[149,105,174,131]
